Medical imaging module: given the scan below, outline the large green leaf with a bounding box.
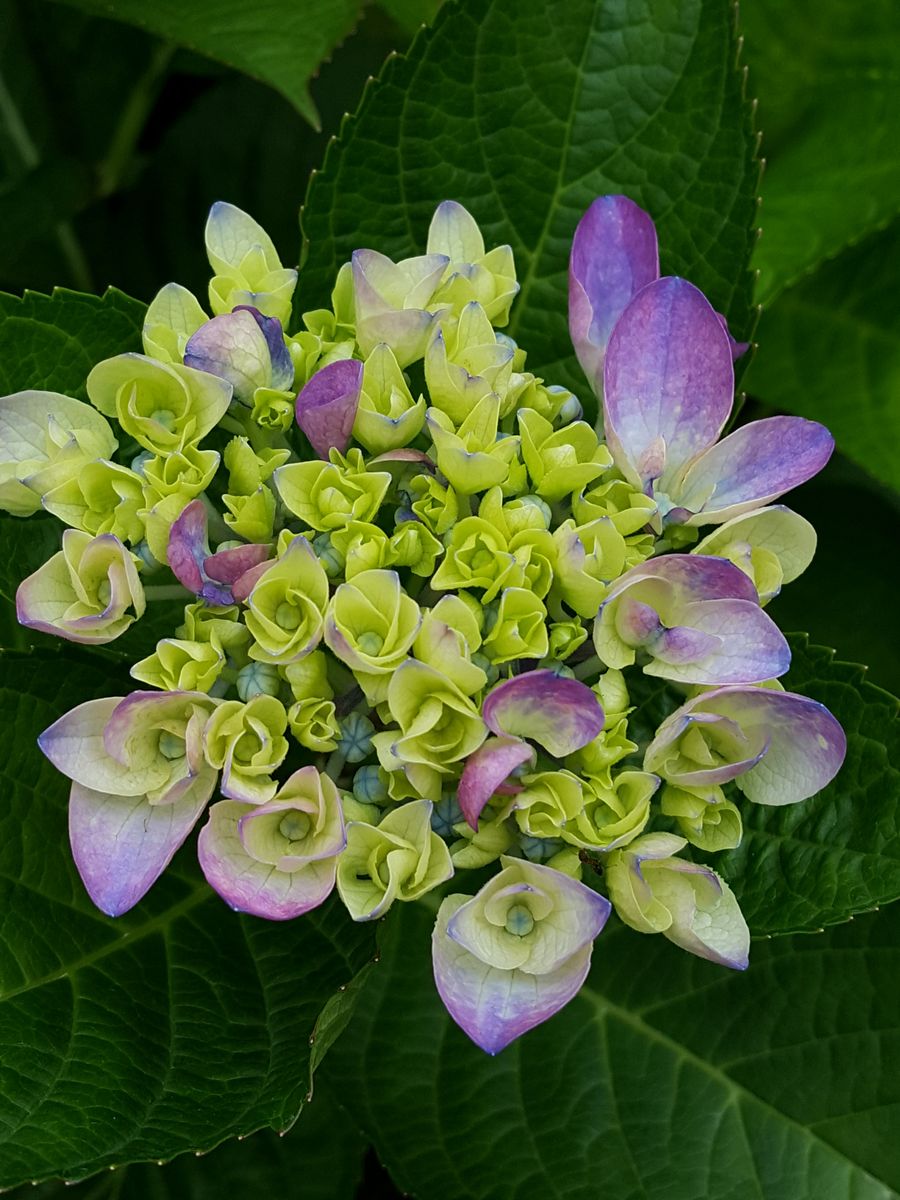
[47,0,363,128]
[325,900,900,1200]
[0,286,144,397]
[627,637,900,938]
[741,0,900,305]
[0,650,376,1188]
[744,224,900,493]
[12,1081,365,1199]
[299,0,758,401]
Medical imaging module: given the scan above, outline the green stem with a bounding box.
[0,65,93,290]
[573,654,603,681]
[97,41,175,197]
[144,584,193,602]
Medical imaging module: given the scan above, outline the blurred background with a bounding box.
[1,0,898,1192]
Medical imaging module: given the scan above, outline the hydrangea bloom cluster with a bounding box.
[1,195,846,1055]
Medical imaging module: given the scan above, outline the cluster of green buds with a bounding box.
[5,195,846,1055]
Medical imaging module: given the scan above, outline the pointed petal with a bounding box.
[69,774,212,916]
[716,312,750,361]
[458,736,535,829]
[233,305,293,390]
[568,195,659,388]
[198,800,338,920]
[603,277,734,487]
[482,670,604,758]
[167,500,209,593]
[675,416,835,525]
[295,358,363,458]
[607,553,760,605]
[432,895,593,1055]
[645,599,791,684]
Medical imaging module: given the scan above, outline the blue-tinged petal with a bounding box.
[569,195,659,389]
[673,416,835,525]
[482,670,604,758]
[69,773,213,916]
[38,695,166,796]
[295,358,363,458]
[603,277,734,488]
[234,305,294,391]
[184,310,271,403]
[645,598,791,685]
[432,895,593,1055]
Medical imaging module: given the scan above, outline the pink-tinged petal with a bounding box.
[69,772,213,916]
[198,800,338,919]
[205,542,271,584]
[687,686,846,805]
[368,448,435,467]
[167,499,208,593]
[603,277,734,488]
[646,599,791,685]
[568,195,659,389]
[674,416,835,526]
[716,312,750,361]
[432,895,593,1055]
[482,670,604,758]
[606,554,760,606]
[233,305,293,391]
[38,696,167,796]
[295,358,363,458]
[458,736,535,829]
[231,559,272,603]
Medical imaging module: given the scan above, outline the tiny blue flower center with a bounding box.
[505,904,535,937]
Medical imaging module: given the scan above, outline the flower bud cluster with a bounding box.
[4,195,846,1054]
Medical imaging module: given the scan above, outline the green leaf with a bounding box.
[47,0,365,128]
[744,224,900,493]
[0,650,377,1188]
[711,636,900,937]
[0,286,144,397]
[325,900,900,1200]
[741,0,900,305]
[11,1082,366,1199]
[299,0,759,402]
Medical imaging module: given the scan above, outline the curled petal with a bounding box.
[432,895,593,1055]
[198,800,339,920]
[38,696,167,796]
[645,599,791,685]
[69,773,213,916]
[607,553,760,605]
[646,686,846,805]
[603,277,734,488]
[569,195,659,389]
[233,305,294,390]
[458,736,536,829]
[296,358,363,458]
[673,416,835,525]
[205,542,271,584]
[167,500,236,605]
[482,670,604,758]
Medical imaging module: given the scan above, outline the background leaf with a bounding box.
[46,0,364,128]
[299,0,759,405]
[324,901,900,1200]
[0,650,376,1188]
[744,225,900,492]
[741,0,900,305]
[10,1081,366,1199]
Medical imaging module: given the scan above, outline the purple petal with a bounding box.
[690,687,845,805]
[458,736,535,829]
[231,559,272,603]
[482,670,604,758]
[432,895,593,1054]
[296,358,363,459]
[198,800,338,920]
[569,195,659,389]
[603,277,734,487]
[167,500,210,594]
[205,542,271,584]
[647,599,791,684]
[69,774,213,917]
[673,416,835,525]
[606,554,760,606]
[716,312,750,361]
[233,305,293,391]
